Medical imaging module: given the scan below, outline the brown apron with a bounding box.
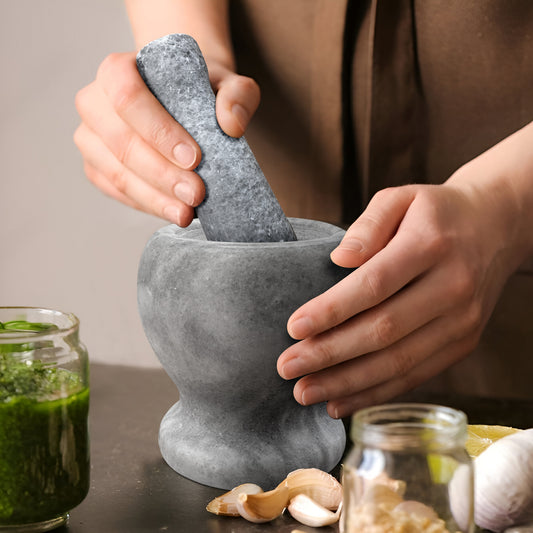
[230,0,533,399]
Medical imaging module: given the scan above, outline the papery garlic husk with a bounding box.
[288,494,342,527]
[448,463,474,532]
[474,428,533,531]
[285,468,342,510]
[206,483,263,516]
[236,483,289,523]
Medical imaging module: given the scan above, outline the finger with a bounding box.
[289,300,475,408]
[74,123,194,226]
[287,218,440,340]
[326,334,476,418]
[279,258,470,379]
[82,161,139,210]
[76,82,205,207]
[96,52,201,170]
[214,73,261,137]
[331,187,417,268]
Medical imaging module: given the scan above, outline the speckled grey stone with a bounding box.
[136,34,296,243]
[137,218,349,489]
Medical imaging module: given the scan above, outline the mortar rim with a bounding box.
[155,218,346,248]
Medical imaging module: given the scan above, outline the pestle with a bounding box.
[136,34,297,243]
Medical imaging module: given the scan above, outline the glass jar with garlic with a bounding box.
[342,403,474,533]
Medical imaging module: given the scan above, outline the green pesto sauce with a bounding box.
[0,321,90,525]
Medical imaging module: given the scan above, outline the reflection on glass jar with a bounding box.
[0,307,90,532]
[342,403,474,533]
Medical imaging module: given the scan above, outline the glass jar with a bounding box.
[0,307,90,532]
[342,403,474,533]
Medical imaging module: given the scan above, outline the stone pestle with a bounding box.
[136,34,297,243]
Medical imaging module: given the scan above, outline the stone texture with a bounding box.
[137,218,349,489]
[136,34,296,243]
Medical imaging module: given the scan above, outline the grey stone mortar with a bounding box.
[137,218,349,489]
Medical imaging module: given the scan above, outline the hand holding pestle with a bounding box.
[136,34,297,242]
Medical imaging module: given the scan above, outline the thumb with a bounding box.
[215,73,261,138]
[331,187,416,268]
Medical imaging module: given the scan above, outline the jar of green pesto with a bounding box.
[0,307,90,532]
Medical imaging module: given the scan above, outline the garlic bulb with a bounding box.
[474,428,533,531]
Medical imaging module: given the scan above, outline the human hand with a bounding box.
[277,180,524,418]
[74,52,260,225]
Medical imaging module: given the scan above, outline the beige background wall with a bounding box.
[0,1,163,367]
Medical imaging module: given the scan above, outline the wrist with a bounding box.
[445,122,533,272]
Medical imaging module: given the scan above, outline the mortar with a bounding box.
[137,218,348,489]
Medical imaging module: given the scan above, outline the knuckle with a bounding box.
[82,162,98,185]
[322,299,345,328]
[74,85,90,115]
[335,371,358,399]
[464,300,483,333]
[449,263,477,302]
[115,133,137,167]
[108,166,128,195]
[309,337,338,370]
[148,121,173,149]
[72,126,83,149]
[236,75,261,99]
[97,52,125,81]
[390,348,417,378]
[420,223,451,260]
[111,81,143,115]
[361,266,386,302]
[370,312,399,349]
[372,186,396,203]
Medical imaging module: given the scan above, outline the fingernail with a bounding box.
[231,103,248,132]
[288,316,313,339]
[279,358,303,380]
[338,238,364,253]
[174,182,195,206]
[301,384,327,406]
[173,143,197,169]
[163,205,182,226]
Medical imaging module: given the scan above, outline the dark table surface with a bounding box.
[59,363,533,533]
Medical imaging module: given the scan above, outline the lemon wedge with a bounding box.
[466,424,522,457]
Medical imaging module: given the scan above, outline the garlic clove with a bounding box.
[288,493,342,527]
[360,483,404,510]
[285,468,342,510]
[393,500,439,521]
[206,483,263,516]
[236,483,289,523]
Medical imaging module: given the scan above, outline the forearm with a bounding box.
[445,120,533,272]
[125,0,234,70]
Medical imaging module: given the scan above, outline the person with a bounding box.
[74,0,533,419]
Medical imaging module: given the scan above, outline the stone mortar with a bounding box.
[137,218,349,489]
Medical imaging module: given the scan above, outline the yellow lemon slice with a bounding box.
[466,424,522,457]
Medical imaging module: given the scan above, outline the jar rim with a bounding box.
[0,306,79,344]
[351,403,468,450]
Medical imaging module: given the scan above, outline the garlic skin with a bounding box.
[286,468,342,510]
[236,484,289,523]
[474,428,533,531]
[206,483,263,516]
